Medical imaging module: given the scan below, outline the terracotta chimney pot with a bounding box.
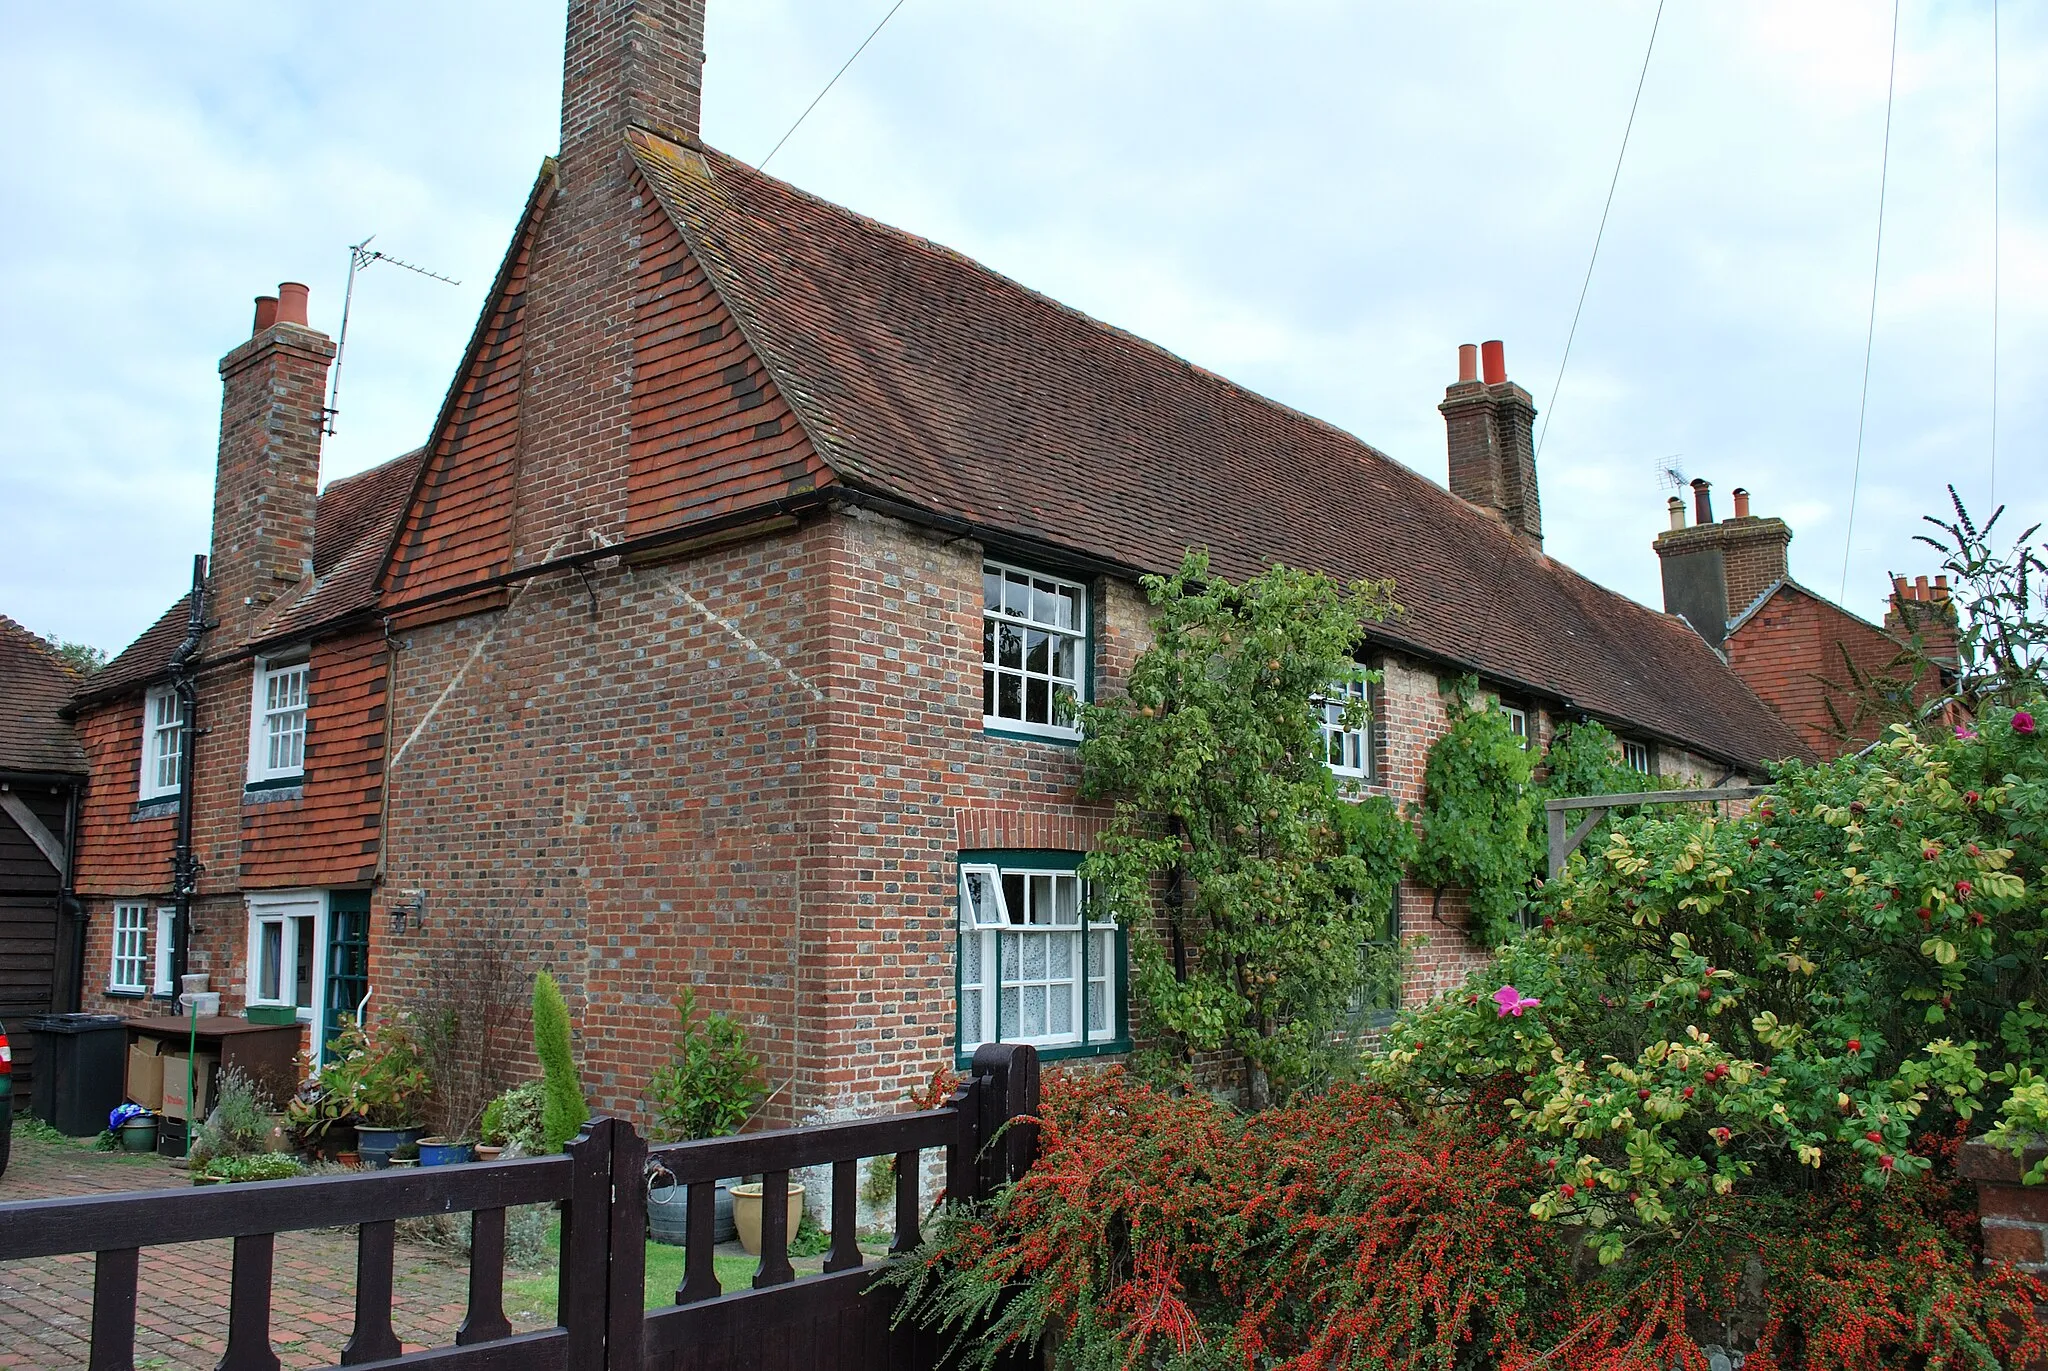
[1480,339,1507,386]
[1731,487,1751,519]
[1691,477,1714,526]
[276,282,310,328]
[1457,343,1479,383]
[252,295,279,334]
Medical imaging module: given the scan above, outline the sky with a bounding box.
[3,2,2042,659]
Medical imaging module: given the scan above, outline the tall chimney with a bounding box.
[1885,572,1960,667]
[1441,339,1542,547]
[210,282,335,646]
[515,0,710,558]
[1653,481,1792,649]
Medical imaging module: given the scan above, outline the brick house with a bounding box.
[69,0,1806,1124]
[66,282,420,1050]
[1654,480,1956,759]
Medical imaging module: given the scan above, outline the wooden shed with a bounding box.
[0,615,88,1098]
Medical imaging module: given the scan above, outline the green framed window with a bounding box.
[324,891,371,1061]
[956,849,1127,1064]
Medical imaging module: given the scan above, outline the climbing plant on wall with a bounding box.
[1079,550,1405,1108]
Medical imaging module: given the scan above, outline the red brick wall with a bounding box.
[73,698,175,898]
[1726,585,1909,760]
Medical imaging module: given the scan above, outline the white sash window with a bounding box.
[958,861,1118,1051]
[248,658,309,784]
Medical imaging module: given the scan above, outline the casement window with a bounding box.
[1622,739,1654,775]
[109,902,150,994]
[153,907,176,996]
[245,892,325,1022]
[958,855,1124,1057]
[248,657,309,785]
[982,563,1087,739]
[1499,704,1530,746]
[138,687,184,802]
[1318,675,1375,782]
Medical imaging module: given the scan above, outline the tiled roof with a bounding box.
[254,448,425,645]
[78,449,424,706]
[629,132,1812,769]
[0,615,87,774]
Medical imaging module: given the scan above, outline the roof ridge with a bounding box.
[0,612,85,682]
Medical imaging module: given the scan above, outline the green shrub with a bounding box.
[190,1068,274,1167]
[647,987,763,1142]
[203,1152,302,1184]
[532,970,587,1153]
[1376,700,2048,1259]
[481,1080,548,1155]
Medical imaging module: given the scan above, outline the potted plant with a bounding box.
[478,1080,545,1161]
[730,1178,807,1256]
[189,1070,278,1177]
[338,1019,431,1168]
[417,1136,474,1165]
[645,988,764,1246]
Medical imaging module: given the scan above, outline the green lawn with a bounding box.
[506,1241,762,1324]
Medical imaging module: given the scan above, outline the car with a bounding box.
[0,1018,12,1180]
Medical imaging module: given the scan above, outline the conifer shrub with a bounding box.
[531,970,588,1153]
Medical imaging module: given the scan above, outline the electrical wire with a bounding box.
[1840,0,1902,602]
[758,0,911,172]
[1535,0,1667,460]
[1991,0,2001,509]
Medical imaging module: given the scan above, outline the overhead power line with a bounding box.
[1839,0,1902,603]
[1991,0,2001,509]
[1535,0,1667,460]
[758,0,912,172]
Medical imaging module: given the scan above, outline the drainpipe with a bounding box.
[168,554,209,994]
[57,773,85,1012]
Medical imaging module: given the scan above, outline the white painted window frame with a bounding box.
[247,656,310,784]
[153,906,177,996]
[244,890,327,1027]
[1622,739,1654,774]
[981,562,1088,740]
[109,902,150,994]
[957,863,1113,1052]
[138,686,184,802]
[1317,675,1375,783]
[1500,703,1530,745]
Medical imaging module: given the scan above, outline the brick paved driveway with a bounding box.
[0,1131,549,1369]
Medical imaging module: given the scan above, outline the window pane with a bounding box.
[1004,572,1030,617]
[998,624,1023,669]
[1032,582,1057,626]
[982,667,995,717]
[963,928,983,981]
[963,871,1000,926]
[1058,586,1081,631]
[1053,686,1077,729]
[983,570,1002,611]
[1051,636,1076,682]
[1025,678,1049,724]
[259,922,282,1001]
[1050,982,1072,1035]
[1049,934,1072,979]
[1022,985,1046,1037]
[999,985,1020,1038]
[1027,875,1052,924]
[1002,876,1026,924]
[1025,630,1049,675]
[294,917,315,1008]
[982,618,996,664]
[1021,934,1046,979]
[1053,877,1080,925]
[998,673,1022,719]
[962,988,982,1044]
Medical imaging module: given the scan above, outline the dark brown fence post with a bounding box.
[969,1043,1041,1196]
[606,1119,648,1371]
[561,1117,616,1371]
[945,1072,981,1205]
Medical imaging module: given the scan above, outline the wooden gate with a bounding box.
[0,1043,1040,1371]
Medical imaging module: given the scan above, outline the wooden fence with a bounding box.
[0,1043,1041,1371]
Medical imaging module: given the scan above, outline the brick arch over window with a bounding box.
[952,807,1108,853]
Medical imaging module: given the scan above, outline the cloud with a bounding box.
[3,0,2043,657]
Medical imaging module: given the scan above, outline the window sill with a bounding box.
[131,796,179,819]
[243,778,305,804]
[982,724,1083,748]
[244,775,305,794]
[103,987,147,999]
[956,1037,1130,1068]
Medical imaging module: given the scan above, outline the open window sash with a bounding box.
[960,864,1008,928]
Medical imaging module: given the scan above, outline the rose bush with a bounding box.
[1374,700,2048,1260]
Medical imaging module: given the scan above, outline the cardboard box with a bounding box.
[126,1043,165,1111]
[160,1053,219,1121]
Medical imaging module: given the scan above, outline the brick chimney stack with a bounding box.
[514,0,709,557]
[1652,481,1793,651]
[1885,574,1960,667]
[1441,340,1542,547]
[209,282,335,646]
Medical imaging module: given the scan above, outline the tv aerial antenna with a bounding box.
[323,235,460,435]
[1652,456,1688,494]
